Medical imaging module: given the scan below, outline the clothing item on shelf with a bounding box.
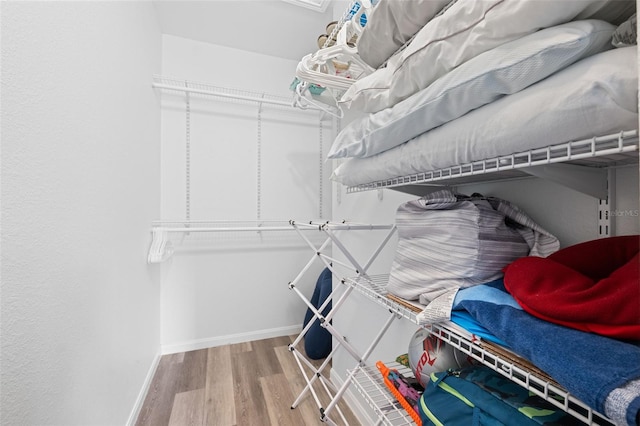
[504,235,640,340]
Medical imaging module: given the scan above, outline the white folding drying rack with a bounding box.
[286,220,398,425]
[285,219,617,426]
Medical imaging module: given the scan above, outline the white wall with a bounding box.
[158,35,334,353]
[1,2,161,425]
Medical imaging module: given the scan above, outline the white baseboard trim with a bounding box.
[160,324,302,355]
[329,367,377,425]
[127,351,162,426]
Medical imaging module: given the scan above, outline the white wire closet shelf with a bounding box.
[349,362,416,426]
[346,130,639,195]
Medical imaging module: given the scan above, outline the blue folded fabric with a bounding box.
[451,279,515,347]
[450,310,509,347]
[452,280,640,425]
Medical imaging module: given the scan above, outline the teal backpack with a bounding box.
[418,365,580,426]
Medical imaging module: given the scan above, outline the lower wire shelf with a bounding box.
[342,274,615,426]
[349,362,417,426]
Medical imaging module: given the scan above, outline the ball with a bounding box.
[407,328,469,388]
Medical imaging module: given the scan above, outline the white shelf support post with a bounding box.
[598,168,617,238]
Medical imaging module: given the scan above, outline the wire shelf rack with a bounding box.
[349,362,416,426]
[346,130,639,193]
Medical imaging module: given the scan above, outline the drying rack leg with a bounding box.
[289,236,333,289]
[289,344,336,407]
[323,224,397,276]
[288,273,358,424]
[289,282,365,413]
[321,309,399,422]
[287,284,337,406]
[287,220,399,425]
[289,343,351,425]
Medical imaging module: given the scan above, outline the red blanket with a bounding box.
[504,235,640,340]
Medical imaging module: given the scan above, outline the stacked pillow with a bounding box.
[356,0,452,69]
[330,46,638,187]
[340,0,635,113]
[329,19,616,159]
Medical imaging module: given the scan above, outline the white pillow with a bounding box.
[357,0,453,69]
[340,0,635,113]
[331,47,638,187]
[328,19,615,159]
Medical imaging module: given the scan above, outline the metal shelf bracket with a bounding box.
[522,163,607,199]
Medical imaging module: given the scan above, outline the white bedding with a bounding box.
[340,0,636,113]
[356,0,452,70]
[328,19,616,159]
[331,47,638,187]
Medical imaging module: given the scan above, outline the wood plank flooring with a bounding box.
[135,336,361,426]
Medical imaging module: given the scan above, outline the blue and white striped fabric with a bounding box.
[386,189,559,312]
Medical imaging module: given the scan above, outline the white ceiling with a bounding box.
[152,0,339,61]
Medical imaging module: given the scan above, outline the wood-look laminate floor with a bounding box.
[135,335,361,426]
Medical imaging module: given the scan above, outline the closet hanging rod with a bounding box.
[155,225,300,233]
[290,220,395,231]
[147,220,393,263]
[152,82,291,107]
[152,76,322,111]
[152,224,393,233]
[151,220,323,233]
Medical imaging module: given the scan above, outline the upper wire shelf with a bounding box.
[346,130,639,194]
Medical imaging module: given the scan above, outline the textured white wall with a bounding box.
[1,2,161,425]
[158,35,334,352]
